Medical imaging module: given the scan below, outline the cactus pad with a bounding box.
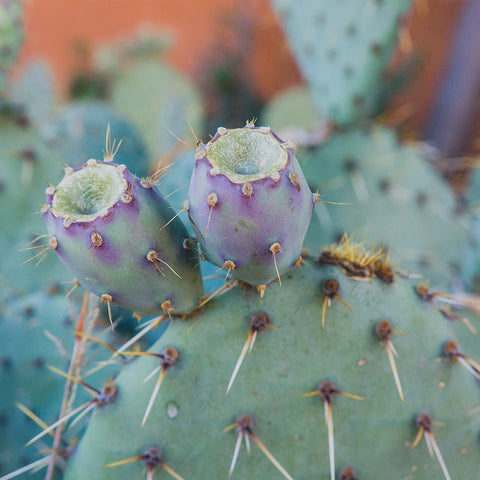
[109,58,204,160]
[0,0,23,86]
[271,0,412,125]
[64,243,480,480]
[303,126,469,285]
[54,101,150,177]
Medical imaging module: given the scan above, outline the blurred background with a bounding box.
[7,0,480,160]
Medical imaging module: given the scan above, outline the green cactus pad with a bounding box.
[271,0,412,125]
[54,101,151,177]
[303,125,469,286]
[460,167,480,290]
[261,84,322,134]
[0,114,69,297]
[0,0,23,87]
[10,60,57,137]
[64,245,480,480]
[0,289,119,478]
[110,59,204,160]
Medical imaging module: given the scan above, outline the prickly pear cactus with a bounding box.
[10,60,57,137]
[109,58,204,160]
[0,113,69,296]
[271,0,412,125]
[188,125,314,288]
[439,302,480,364]
[0,289,101,478]
[93,27,171,75]
[158,148,231,293]
[0,291,71,478]
[459,166,480,290]
[43,159,203,316]
[0,286,132,479]
[64,242,480,480]
[303,125,469,285]
[261,85,322,136]
[54,101,150,177]
[0,0,23,87]
[460,220,480,292]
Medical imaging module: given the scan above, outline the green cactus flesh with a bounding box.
[64,246,480,480]
[461,217,480,291]
[10,60,56,136]
[271,0,412,125]
[303,125,469,286]
[0,291,70,478]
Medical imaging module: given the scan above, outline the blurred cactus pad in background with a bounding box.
[2,1,480,479]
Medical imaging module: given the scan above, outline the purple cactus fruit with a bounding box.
[43,159,203,316]
[187,125,314,289]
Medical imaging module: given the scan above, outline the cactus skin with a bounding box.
[0,0,23,86]
[43,160,203,316]
[10,60,57,137]
[261,84,322,134]
[0,291,72,478]
[158,148,226,293]
[0,289,113,478]
[54,101,150,177]
[303,126,469,286]
[188,126,314,287]
[0,287,129,479]
[461,216,480,291]
[64,252,480,480]
[460,168,480,291]
[0,114,69,297]
[271,0,412,125]
[108,58,204,160]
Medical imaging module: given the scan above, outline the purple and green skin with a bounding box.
[43,159,203,316]
[187,125,315,287]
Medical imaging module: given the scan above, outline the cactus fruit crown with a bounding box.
[201,127,288,183]
[51,162,127,222]
[188,124,313,287]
